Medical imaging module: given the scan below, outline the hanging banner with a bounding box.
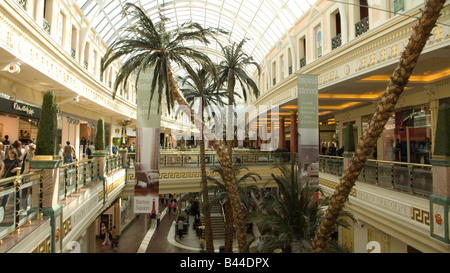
[134,70,160,215]
[297,74,319,185]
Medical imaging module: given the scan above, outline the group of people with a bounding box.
[100,222,119,248]
[0,135,36,214]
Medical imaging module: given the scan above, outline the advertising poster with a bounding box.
[297,74,319,186]
[134,71,160,215]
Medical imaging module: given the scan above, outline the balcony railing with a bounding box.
[43,18,51,34]
[355,16,369,37]
[0,171,42,239]
[0,154,127,241]
[319,155,432,197]
[16,0,27,10]
[332,33,342,50]
[155,150,297,167]
[300,56,306,68]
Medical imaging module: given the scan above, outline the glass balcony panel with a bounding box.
[393,165,409,191]
[18,173,40,225]
[363,161,377,184]
[0,181,16,238]
[377,163,393,187]
[412,166,433,196]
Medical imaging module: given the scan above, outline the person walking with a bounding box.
[168,201,172,214]
[173,201,177,212]
[177,219,184,240]
[156,211,161,229]
[63,141,76,164]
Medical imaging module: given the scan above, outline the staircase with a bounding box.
[200,192,225,239]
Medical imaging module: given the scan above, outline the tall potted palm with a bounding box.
[101,3,249,252]
[312,0,447,252]
[179,68,227,253]
[217,39,261,157]
[203,164,261,252]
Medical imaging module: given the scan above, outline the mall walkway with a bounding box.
[95,207,240,253]
[95,208,198,253]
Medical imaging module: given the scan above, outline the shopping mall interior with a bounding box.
[0,0,450,255]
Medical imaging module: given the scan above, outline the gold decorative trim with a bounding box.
[319,177,356,197]
[411,207,430,226]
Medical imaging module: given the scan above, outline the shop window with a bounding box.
[382,104,432,164]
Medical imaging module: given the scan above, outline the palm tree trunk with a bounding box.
[311,0,446,253]
[200,139,215,253]
[167,63,248,252]
[224,201,234,253]
[227,74,236,160]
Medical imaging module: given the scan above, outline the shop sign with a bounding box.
[0,97,41,118]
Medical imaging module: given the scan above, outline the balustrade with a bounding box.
[319,155,432,197]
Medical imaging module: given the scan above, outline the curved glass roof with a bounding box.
[75,0,317,70]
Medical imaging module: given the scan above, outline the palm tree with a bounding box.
[178,68,227,253]
[202,164,261,253]
[217,39,261,158]
[311,0,447,252]
[251,165,354,253]
[101,3,249,252]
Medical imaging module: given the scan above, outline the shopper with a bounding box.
[168,201,172,214]
[178,219,184,240]
[2,135,10,146]
[63,141,76,164]
[0,149,21,210]
[0,143,4,169]
[12,140,23,158]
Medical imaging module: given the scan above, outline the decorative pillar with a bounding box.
[290,111,297,153]
[429,104,450,243]
[343,122,356,170]
[278,117,285,149]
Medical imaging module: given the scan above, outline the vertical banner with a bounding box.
[297,74,319,185]
[134,70,160,215]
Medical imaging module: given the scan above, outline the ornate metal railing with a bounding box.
[319,155,432,197]
[0,171,42,239]
[157,150,296,167]
[16,0,27,10]
[0,154,127,241]
[355,16,369,37]
[300,56,306,68]
[332,33,342,50]
[43,18,51,34]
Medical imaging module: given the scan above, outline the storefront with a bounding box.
[382,103,432,164]
[0,96,41,146]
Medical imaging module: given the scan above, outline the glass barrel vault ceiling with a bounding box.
[74,0,318,73]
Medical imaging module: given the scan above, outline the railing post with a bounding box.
[391,163,395,189]
[64,166,68,199]
[409,165,415,194]
[375,161,379,186]
[14,175,21,231]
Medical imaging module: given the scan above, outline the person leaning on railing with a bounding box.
[0,148,21,210]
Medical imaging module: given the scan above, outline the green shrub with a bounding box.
[95,117,105,151]
[35,91,57,156]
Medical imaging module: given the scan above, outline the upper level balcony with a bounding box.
[0,148,445,252]
[355,16,369,37]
